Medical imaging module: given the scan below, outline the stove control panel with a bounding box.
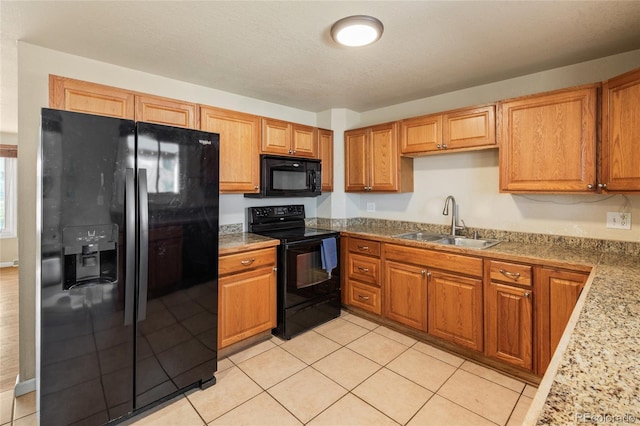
[248,205,305,226]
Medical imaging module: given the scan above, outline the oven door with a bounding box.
[283,237,340,309]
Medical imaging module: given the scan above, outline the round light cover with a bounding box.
[331,15,384,47]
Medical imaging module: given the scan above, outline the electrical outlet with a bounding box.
[366,202,376,212]
[606,212,631,230]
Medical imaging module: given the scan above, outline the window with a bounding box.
[0,145,17,239]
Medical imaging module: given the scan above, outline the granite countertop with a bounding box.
[218,232,279,255]
[322,223,639,424]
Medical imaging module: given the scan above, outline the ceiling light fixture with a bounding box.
[330,15,384,47]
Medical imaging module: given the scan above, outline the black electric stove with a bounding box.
[247,205,341,339]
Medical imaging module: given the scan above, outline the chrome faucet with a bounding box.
[442,195,465,236]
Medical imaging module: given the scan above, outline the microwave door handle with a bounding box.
[309,171,317,192]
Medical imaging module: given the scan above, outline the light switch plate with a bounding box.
[606,212,631,229]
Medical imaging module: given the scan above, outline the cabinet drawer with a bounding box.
[348,280,381,315]
[488,260,532,287]
[348,238,381,257]
[219,248,276,276]
[385,244,482,277]
[348,253,381,286]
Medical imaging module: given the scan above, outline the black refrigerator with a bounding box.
[39,108,219,425]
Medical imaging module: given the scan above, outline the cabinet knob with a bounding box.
[254,185,259,190]
[436,144,442,149]
[442,144,448,149]
[587,184,595,190]
[288,149,293,154]
[524,292,531,299]
[598,183,608,189]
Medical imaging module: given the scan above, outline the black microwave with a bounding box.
[245,155,321,198]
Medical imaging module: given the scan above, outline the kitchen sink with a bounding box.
[434,236,501,249]
[393,231,446,242]
[394,232,501,249]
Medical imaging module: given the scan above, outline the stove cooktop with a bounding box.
[252,226,339,243]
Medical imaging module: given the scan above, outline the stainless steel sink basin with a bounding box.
[393,231,446,242]
[434,236,501,249]
[394,232,501,249]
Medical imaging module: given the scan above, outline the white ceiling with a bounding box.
[2,1,640,134]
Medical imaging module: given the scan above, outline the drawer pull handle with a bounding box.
[358,295,370,301]
[241,258,256,266]
[357,266,370,273]
[499,269,521,280]
[357,245,369,251]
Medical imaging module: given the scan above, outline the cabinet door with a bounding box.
[485,282,533,370]
[601,68,640,192]
[498,85,597,192]
[291,124,317,158]
[344,128,369,191]
[200,106,260,193]
[369,122,399,191]
[135,94,198,128]
[534,267,587,374]
[428,270,483,351]
[401,113,442,154]
[384,260,427,331]
[444,105,496,150]
[218,266,277,348]
[261,118,292,155]
[318,129,334,192]
[49,75,134,119]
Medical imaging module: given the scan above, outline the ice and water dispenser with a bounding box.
[62,224,119,289]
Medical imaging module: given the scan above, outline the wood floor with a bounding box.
[0,267,19,393]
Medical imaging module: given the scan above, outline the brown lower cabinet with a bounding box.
[218,247,277,348]
[534,267,588,374]
[341,237,590,377]
[384,244,483,350]
[344,237,382,315]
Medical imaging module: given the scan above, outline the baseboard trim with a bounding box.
[15,377,36,396]
[0,261,17,268]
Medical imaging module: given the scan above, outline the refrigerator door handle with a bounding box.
[137,168,149,322]
[124,168,135,326]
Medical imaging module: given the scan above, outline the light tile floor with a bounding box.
[3,312,536,425]
[131,312,536,426]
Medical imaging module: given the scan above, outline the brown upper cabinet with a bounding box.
[401,104,496,156]
[601,67,640,192]
[345,122,413,192]
[49,75,198,128]
[200,106,260,194]
[135,94,198,129]
[498,84,598,193]
[261,118,317,158]
[318,128,334,192]
[49,75,135,119]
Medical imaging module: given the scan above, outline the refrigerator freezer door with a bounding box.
[40,108,136,424]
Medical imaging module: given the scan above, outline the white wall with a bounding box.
[345,49,640,242]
